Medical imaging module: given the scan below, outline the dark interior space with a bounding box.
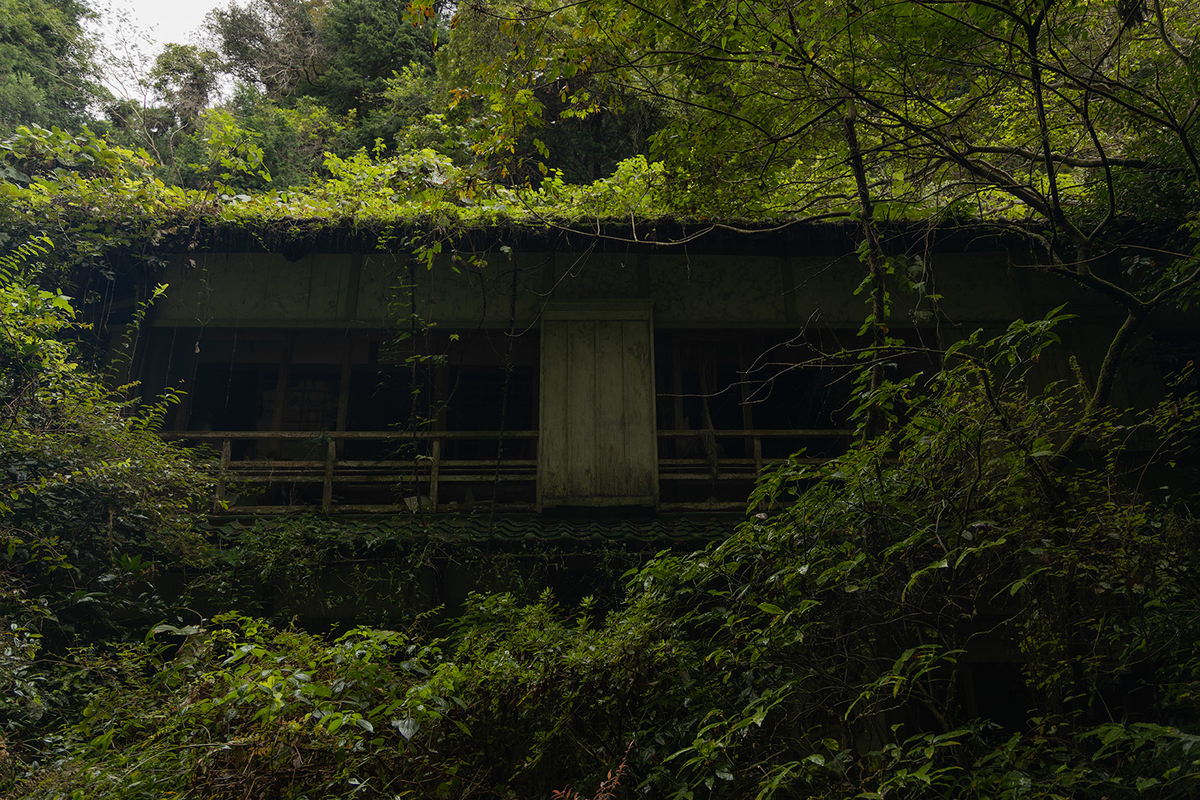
[965,661,1034,732]
[443,366,536,460]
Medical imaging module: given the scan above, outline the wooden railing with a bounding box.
[657,428,852,473]
[159,430,539,514]
[161,427,852,514]
[656,428,852,510]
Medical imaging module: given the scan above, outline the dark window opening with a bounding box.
[443,366,536,460]
[188,365,272,459]
[655,330,856,461]
[653,330,858,507]
[963,661,1033,732]
[281,366,340,431]
[343,366,433,461]
[747,362,852,459]
[189,366,263,432]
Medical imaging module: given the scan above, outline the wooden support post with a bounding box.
[671,335,684,459]
[268,334,294,457]
[322,438,336,512]
[265,335,294,506]
[214,437,231,512]
[335,355,352,458]
[430,436,441,509]
[172,329,202,431]
[753,434,765,513]
[738,337,756,459]
[428,356,449,507]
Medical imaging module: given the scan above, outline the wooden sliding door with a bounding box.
[538,301,657,509]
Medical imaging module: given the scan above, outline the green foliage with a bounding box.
[0,115,682,271]
[439,0,1200,229]
[1,4,1200,797]
[148,44,223,126]
[0,124,155,183]
[181,514,644,630]
[428,0,661,183]
[226,87,349,189]
[202,0,437,155]
[0,0,100,132]
[204,0,325,100]
[319,0,435,116]
[0,124,193,281]
[11,318,1200,798]
[0,248,210,757]
[16,615,467,798]
[0,275,209,626]
[190,108,273,195]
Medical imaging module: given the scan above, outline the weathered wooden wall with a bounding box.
[539,302,657,509]
[149,248,1119,331]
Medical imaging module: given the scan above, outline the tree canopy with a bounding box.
[2,2,1200,798]
[459,0,1200,453]
[0,0,100,131]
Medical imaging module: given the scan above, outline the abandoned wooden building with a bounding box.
[100,222,1173,526]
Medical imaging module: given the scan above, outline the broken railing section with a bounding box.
[159,428,851,514]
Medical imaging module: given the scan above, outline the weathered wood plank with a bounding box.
[622,319,658,501]
[595,321,626,496]
[565,320,597,497]
[160,430,539,440]
[539,319,570,502]
[538,304,659,507]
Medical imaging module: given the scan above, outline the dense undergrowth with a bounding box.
[5,296,1200,798]
[181,514,649,631]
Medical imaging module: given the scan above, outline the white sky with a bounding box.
[111,1,221,50]
[94,0,230,99]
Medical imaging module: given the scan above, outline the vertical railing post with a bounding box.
[753,434,765,514]
[214,437,231,512]
[322,437,336,513]
[429,436,441,510]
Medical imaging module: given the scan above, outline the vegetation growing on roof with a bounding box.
[3,0,1200,797]
[0,124,681,261]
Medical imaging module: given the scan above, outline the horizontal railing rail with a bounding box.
[655,428,852,510]
[159,430,539,440]
[656,428,853,472]
[161,430,538,514]
[160,427,851,514]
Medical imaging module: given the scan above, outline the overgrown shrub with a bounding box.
[1,262,210,757]
[9,316,1200,798]
[181,514,648,630]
